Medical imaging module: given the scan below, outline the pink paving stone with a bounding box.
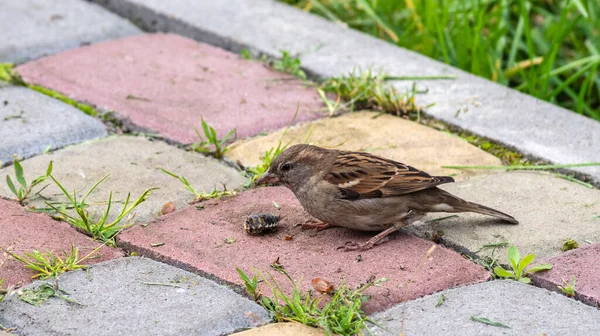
[531,243,600,307]
[118,187,490,314]
[16,33,325,143]
[0,198,123,287]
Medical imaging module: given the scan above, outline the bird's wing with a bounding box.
[324,151,454,200]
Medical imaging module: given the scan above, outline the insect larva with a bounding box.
[244,214,280,235]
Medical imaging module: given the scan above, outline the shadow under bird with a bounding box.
[256,144,518,251]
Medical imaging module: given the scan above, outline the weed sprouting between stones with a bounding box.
[318,67,424,117]
[237,267,386,336]
[558,276,577,297]
[3,244,102,280]
[492,245,552,284]
[159,168,237,203]
[45,174,157,245]
[240,49,307,79]
[4,159,53,205]
[191,117,236,160]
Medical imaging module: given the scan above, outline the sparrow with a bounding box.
[256,144,518,251]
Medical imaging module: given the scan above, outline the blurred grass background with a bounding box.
[280,0,600,121]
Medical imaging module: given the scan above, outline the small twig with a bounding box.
[140,282,184,289]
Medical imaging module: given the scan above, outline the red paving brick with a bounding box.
[531,243,600,306]
[16,33,325,144]
[118,187,490,313]
[0,199,123,287]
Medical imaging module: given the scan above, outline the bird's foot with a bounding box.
[339,237,390,252]
[300,219,333,231]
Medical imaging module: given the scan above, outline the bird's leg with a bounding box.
[300,218,333,231]
[341,226,400,251]
[341,212,413,252]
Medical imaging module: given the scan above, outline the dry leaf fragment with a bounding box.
[311,278,335,294]
[161,201,176,215]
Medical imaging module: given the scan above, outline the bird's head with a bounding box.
[255,144,332,191]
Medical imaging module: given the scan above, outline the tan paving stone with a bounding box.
[231,323,326,336]
[227,111,501,180]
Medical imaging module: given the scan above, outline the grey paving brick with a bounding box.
[0,0,141,64]
[370,280,600,336]
[0,257,270,336]
[411,171,600,264]
[0,85,107,165]
[90,0,600,185]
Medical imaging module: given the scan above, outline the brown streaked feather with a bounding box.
[325,151,454,200]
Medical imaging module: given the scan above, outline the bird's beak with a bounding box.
[255,171,281,185]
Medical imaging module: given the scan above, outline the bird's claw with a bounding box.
[339,241,374,252]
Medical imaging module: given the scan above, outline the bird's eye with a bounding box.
[280,163,293,172]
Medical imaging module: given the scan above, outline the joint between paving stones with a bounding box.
[116,239,250,298]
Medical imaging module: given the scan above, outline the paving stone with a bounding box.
[410,171,600,264]
[0,0,141,64]
[0,198,122,287]
[118,186,489,314]
[0,136,247,224]
[530,243,600,307]
[90,0,600,185]
[0,85,107,166]
[16,33,325,144]
[369,280,600,335]
[231,323,326,336]
[0,257,269,336]
[227,111,501,180]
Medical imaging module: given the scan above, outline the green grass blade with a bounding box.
[6,175,18,196]
[81,174,110,204]
[45,161,53,176]
[49,175,76,205]
[14,160,27,189]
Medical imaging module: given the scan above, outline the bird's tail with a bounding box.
[429,188,519,224]
[450,201,519,224]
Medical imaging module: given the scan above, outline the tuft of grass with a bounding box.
[246,140,291,185]
[46,174,157,244]
[240,49,306,79]
[318,67,421,117]
[191,118,236,160]
[272,50,307,79]
[18,283,81,306]
[5,160,52,205]
[558,276,576,297]
[4,244,102,280]
[237,267,386,336]
[493,246,552,284]
[282,0,600,121]
[160,168,236,202]
[244,103,308,185]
